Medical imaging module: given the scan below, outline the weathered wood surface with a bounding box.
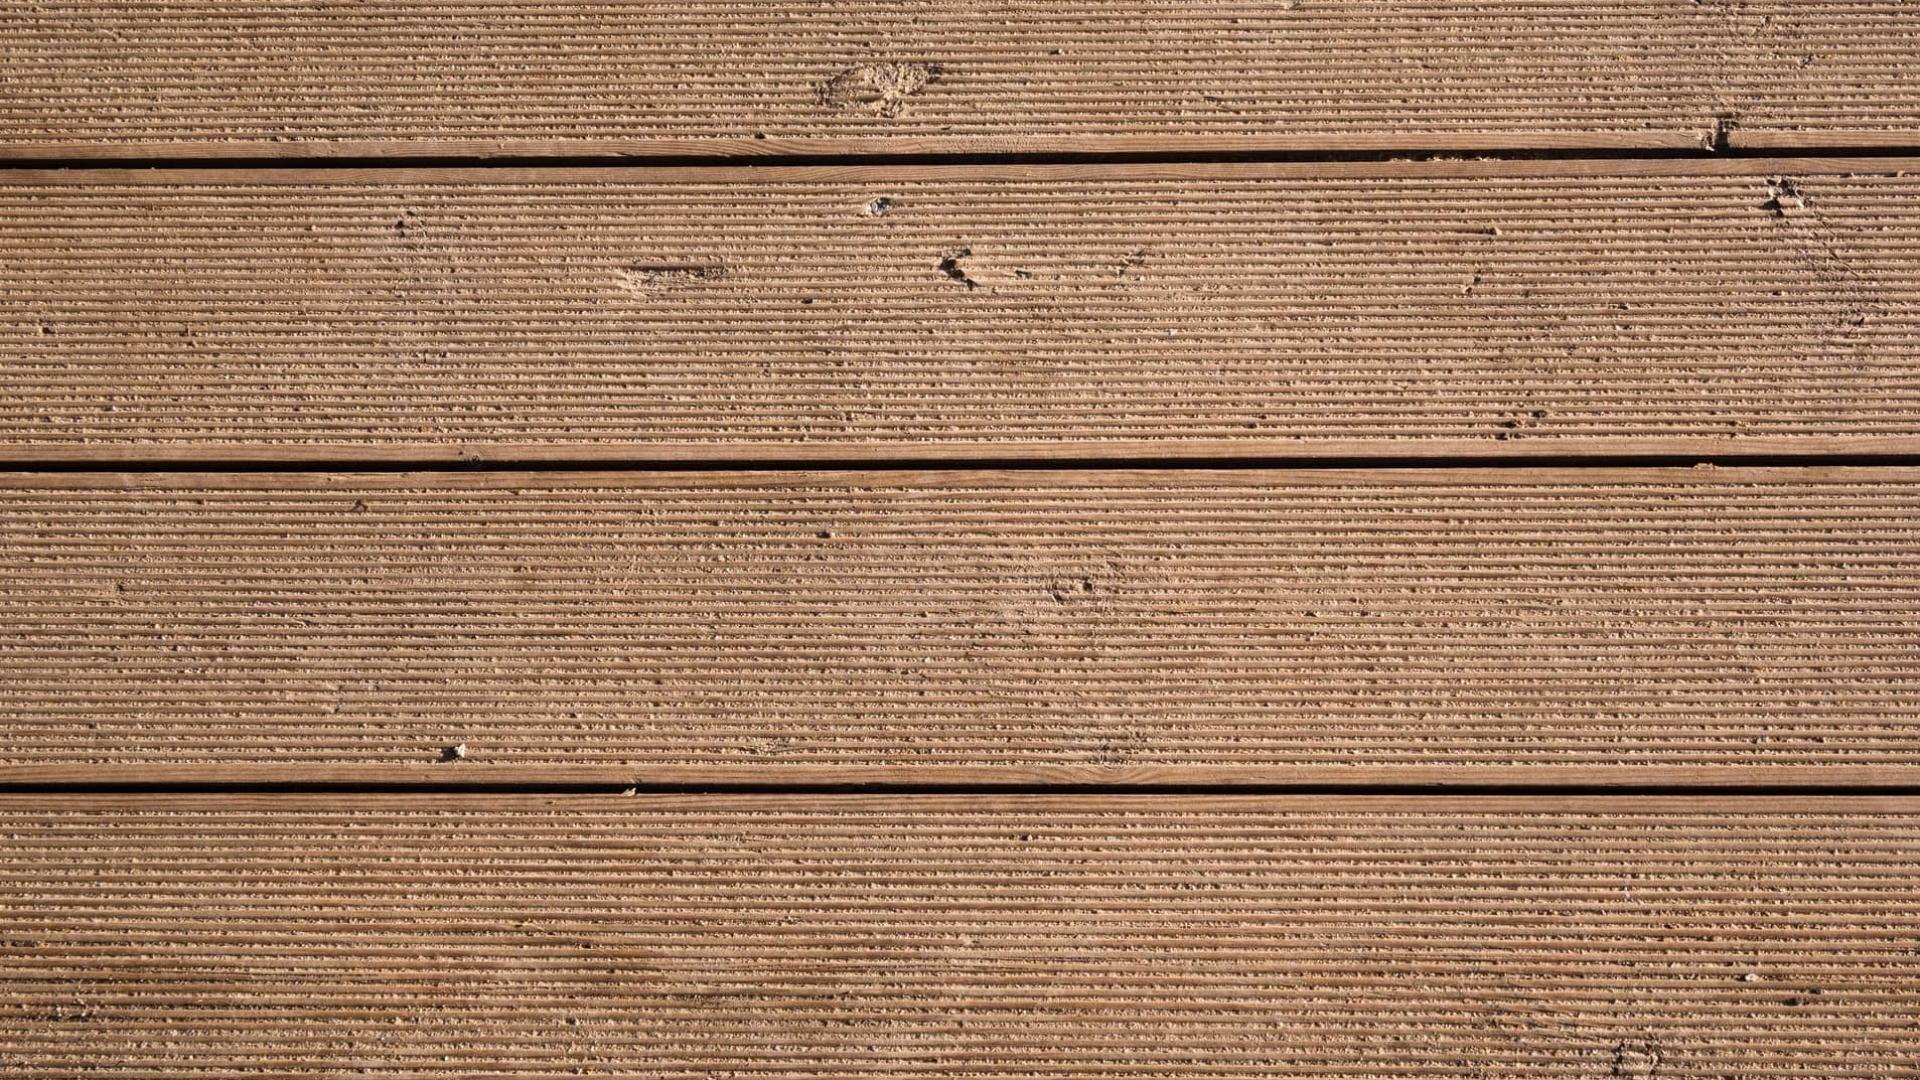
[1,794,1914,1077]
[2,467,1914,782]
[3,159,1918,462]
[1,2,1917,158]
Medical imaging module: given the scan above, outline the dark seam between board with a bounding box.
[9,144,1920,171]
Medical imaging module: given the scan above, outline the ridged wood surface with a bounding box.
[10,4,1919,1075]
[4,160,1920,462]
[1,794,1915,1077]
[2,468,1915,780]
[0,2,1917,157]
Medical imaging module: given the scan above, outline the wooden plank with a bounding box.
[0,793,1915,1076]
[3,467,1916,782]
[0,3,1917,157]
[4,158,1920,462]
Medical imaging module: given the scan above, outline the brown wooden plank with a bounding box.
[3,467,1916,781]
[4,159,1920,462]
[1,793,1915,1076]
[0,2,1916,157]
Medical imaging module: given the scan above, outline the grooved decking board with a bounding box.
[0,3,1918,157]
[1,794,1916,1076]
[5,160,1920,463]
[4,467,1918,783]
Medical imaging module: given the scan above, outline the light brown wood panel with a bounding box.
[3,159,1919,462]
[0,2,1916,157]
[3,467,1916,783]
[0,793,1915,1077]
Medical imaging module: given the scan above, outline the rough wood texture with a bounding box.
[1,794,1915,1077]
[4,159,1919,462]
[0,3,1916,157]
[3,467,1915,781]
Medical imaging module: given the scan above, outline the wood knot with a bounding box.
[621,264,730,291]
[1612,1040,1660,1078]
[1047,577,1098,603]
[820,62,942,116]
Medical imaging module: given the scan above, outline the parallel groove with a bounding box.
[0,467,1914,779]
[4,160,1920,460]
[12,5,1917,1077]
[1,2,1918,156]
[0,795,1914,1076]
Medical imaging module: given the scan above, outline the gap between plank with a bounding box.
[1,782,1918,798]
[8,143,1920,172]
[6,766,1920,797]
[3,452,1919,475]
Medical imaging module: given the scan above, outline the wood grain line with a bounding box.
[0,763,1916,790]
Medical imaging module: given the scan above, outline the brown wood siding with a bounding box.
[5,4,1918,1074]
[2,160,1917,462]
[0,467,1915,781]
[1,3,1918,158]
[2,794,1916,1078]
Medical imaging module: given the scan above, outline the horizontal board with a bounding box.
[4,159,1920,462]
[3,467,1917,782]
[0,3,1916,156]
[0,794,1914,1076]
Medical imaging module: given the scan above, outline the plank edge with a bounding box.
[1,156,1914,187]
[5,434,1920,467]
[0,131,1717,163]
